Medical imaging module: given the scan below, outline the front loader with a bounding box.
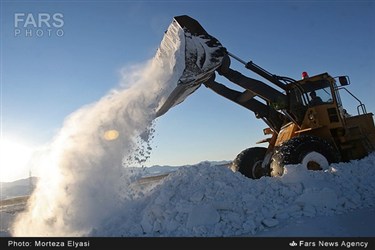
[155,15,375,179]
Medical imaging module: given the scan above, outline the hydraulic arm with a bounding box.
[203,74,286,132]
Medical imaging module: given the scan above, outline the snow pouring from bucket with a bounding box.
[11,25,186,236]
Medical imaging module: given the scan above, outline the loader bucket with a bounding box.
[155,15,226,117]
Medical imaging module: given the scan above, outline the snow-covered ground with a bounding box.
[1,154,374,237]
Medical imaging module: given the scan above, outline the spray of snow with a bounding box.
[11,22,186,236]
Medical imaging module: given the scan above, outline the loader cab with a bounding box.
[291,74,335,107]
[287,73,343,128]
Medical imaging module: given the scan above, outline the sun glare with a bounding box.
[0,138,34,182]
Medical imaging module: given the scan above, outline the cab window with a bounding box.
[309,86,333,104]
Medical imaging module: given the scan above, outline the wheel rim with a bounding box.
[302,152,329,170]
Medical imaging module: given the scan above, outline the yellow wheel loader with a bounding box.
[155,15,375,179]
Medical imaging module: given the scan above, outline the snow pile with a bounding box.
[90,154,375,237]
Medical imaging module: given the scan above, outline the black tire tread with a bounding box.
[271,135,341,177]
[231,147,267,179]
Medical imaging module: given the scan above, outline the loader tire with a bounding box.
[231,147,267,179]
[270,135,340,177]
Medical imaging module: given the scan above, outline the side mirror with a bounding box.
[338,76,350,86]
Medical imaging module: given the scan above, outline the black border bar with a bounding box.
[1,237,374,249]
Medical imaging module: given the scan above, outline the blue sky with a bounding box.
[1,0,375,178]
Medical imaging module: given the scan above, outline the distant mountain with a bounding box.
[0,177,38,200]
[145,160,231,176]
